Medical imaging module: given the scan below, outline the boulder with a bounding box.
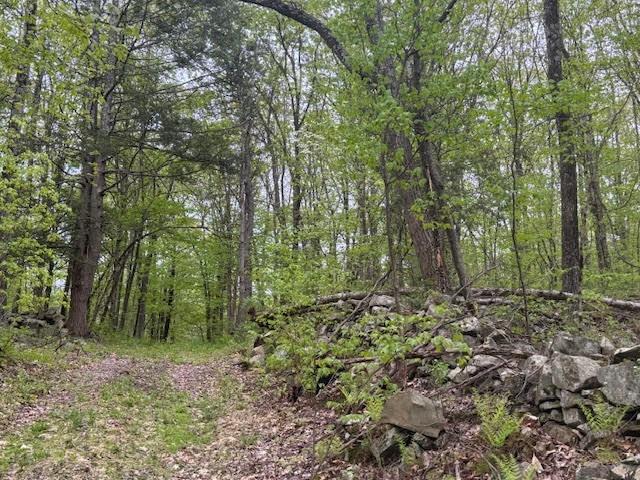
[380,390,446,438]
[612,345,640,364]
[575,461,612,480]
[598,362,640,407]
[550,353,601,392]
[551,332,601,359]
[542,421,580,445]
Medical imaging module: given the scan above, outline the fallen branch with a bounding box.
[470,287,640,312]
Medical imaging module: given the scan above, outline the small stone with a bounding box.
[559,389,584,409]
[600,337,616,357]
[456,316,481,335]
[448,366,463,382]
[612,345,640,363]
[371,306,390,315]
[523,355,549,384]
[369,294,396,307]
[370,426,405,462]
[610,464,637,480]
[575,461,612,480]
[470,354,502,369]
[487,329,510,345]
[535,363,557,403]
[576,423,590,435]
[562,407,585,428]
[411,432,435,450]
[542,421,580,445]
[539,400,562,411]
[622,455,640,465]
[548,409,563,423]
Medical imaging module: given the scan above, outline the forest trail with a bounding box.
[0,345,369,480]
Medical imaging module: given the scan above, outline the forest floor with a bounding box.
[0,335,383,480]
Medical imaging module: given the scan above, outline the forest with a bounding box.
[1,0,640,479]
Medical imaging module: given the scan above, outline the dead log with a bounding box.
[470,287,640,312]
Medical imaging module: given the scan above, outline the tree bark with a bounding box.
[235,111,255,330]
[543,0,581,293]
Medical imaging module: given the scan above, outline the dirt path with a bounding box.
[1,349,384,479]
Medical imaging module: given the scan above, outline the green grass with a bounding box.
[0,329,242,478]
[88,332,243,364]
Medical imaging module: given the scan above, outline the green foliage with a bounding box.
[427,359,450,385]
[314,436,344,460]
[579,396,628,436]
[473,392,522,448]
[489,454,536,480]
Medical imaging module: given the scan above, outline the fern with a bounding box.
[490,454,536,480]
[473,392,522,448]
[579,396,628,436]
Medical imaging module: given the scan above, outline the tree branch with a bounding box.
[236,0,353,73]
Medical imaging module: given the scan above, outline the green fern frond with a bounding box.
[490,454,536,480]
[579,397,627,436]
[474,392,522,448]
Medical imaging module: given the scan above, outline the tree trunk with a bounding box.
[235,112,255,330]
[583,123,610,271]
[133,237,155,339]
[66,2,118,336]
[543,0,581,293]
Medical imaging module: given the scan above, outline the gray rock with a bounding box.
[523,354,549,384]
[370,425,405,462]
[487,329,510,345]
[448,366,463,382]
[612,345,640,363]
[470,354,502,369]
[369,294,396,308]
[535,363,557,403]
[559,389,584,409]
[456,316,481,335]
[371,306,390,315]
[610,464,638,480]
[411,432,435,450]
[598,361,640,407]
[551,332,601,358]
[540,400,562,411]
[548,409,563,423]
[562,408,585,428]
[622,455,640,466]
[542,421,580,445]
[550,353,602,392]
[601,337,616,357]
[248,345,266,368]
[575,461,612,480]
[380,390,446,438]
